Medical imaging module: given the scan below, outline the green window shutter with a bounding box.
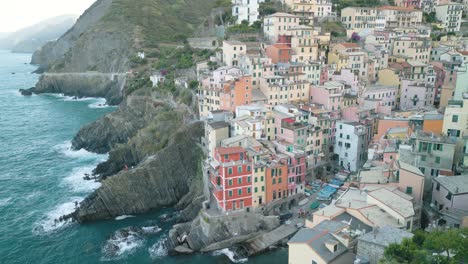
[238,178,242,184]
[273,178,276,184]
[418,142,422,152]
[255,177,258,183]
[247,187,251,193]
[261,176,264,181]
[279,178,282,183]
[262,186,265,191]
[238,189,242,195]
[229,190,232,197]
[255,187,258,193]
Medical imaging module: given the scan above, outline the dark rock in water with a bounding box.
[11,72,16,75]
[19,88,33,96]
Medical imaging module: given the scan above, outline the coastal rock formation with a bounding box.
[71,95,167,154]
[165,211,280,254]
[74,121,205,222]
[32,73,125,105]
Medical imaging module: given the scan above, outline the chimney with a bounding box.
[373,227,378,239]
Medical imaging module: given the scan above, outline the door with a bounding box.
[259,196,263,205]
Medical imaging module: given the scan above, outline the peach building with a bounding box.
[265,43,292,63]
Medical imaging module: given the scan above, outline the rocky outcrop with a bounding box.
[74,122,205,222]
[32,73,125,105]
[71,95,169,154]
[165,211,280,254]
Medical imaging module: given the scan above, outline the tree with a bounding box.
[382,229,468,264]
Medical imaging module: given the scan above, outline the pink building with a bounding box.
[431,62,445,106]
[331,68,360,94]
[310,81,346,112]
[400,79,435,110]
[274,141,307,196]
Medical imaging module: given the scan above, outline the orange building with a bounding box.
[265,162,288,203]
[265,44,292,64]
[220,75,253,113]
[375,119,409,140]
[422,118,443,135]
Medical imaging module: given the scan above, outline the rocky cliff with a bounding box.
[74,121,205,222]
[32,73,125,105]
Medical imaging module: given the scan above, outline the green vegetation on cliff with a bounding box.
[100,0,220,48]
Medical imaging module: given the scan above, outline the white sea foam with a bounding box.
[24,191,42,201]
[0,197,12,207]
[33,197,83,234]
[213,248,248,263]
[115,215,136,221]
[54,141,107,161]
[141,225,161,235]
[61,95,96,102]
[88,98,114,109]
[149,236,168,259]
[63,165,102,193]
[101,228,145,261]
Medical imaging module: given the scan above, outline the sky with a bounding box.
[0,0,96,32]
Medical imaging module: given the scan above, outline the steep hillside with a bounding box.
[31,0,220,73]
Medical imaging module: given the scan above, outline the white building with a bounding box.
[232,0,265,25]
[435,2,464,32]
[334,121,368,172]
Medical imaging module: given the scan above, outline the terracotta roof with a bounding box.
[379,6,418,11]
[216,146,245,155]
[457,50,468,55]
[272,44,292,49]
[339,43,359,48]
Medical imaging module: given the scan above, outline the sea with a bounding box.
[0,50,288,264]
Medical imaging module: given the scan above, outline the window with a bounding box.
[247,176,251,183]
[228,179,233,186]
[446,192,452,200]
[238,189,242,195]
[255,168,258,173]
[224,154,229,160]
[255,177,258,183]
[261,176,264,181]
[278,178,282,183]
[261,186,265,191]
[435,157,441,164]
[247,187,251,194]
[406,186,413,194]
[406,221,411,230]
[421,155,426,161]
[228,190,233,197]
[452,115,458,123]
[273,178,276,184]
[254,187,258,193]
[228,168,233,175]
[436,182,440,191]
[238,178,242,184]
[238,166,242,173]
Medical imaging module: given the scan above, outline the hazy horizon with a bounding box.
[0,0,96,33]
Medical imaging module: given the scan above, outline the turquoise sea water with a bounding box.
[0,51,287,264]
